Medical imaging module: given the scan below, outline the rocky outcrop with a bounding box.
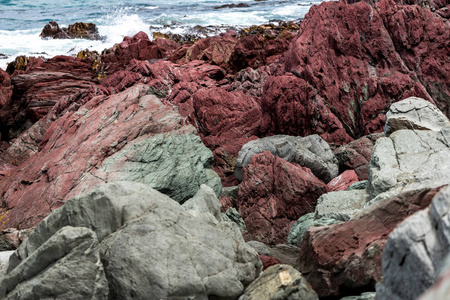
[235,134,339,183]
[236,151,328,245]
[40,21,102,40]
[375,186,450,300]
[239,264,319,300]
[0,182,262,300]
[384,97,450,136]
[0,84,220,229]
[299,187,440,298]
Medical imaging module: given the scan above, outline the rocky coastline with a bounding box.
[0,0,449,298]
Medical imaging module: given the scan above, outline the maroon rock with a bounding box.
[237,151,328,245]
[260,74,353,145]
[0,69,12,109]
[327,169,359,192]
[333,133,383,180]
[278,0,437,139]
[259,254,282,271]
[299,187,440,298]
[0,84,192,229]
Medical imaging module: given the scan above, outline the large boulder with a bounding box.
[375,186,450,300]
[236,151,328,245]
[1,182,262,300]
[314,189,370,221]
[299,187,439,298]
[239,264,319,300]
[368,127,450,201]
[235,134,339,183]
[384,97,450,136]
[0,84,220,229]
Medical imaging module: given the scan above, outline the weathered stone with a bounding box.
[385,97,450,136]
[236,134,338,183]
[418,253,450,300]
[247,241,272,256]
[0,228,33,251]
[327,169,360,191]
[347,180,369,191]
[0,226,109,300]
[376,186,450,300]
[341,292,376,300]
[0,251,13,273]
[287,213,342,247]
[237,151,328,245]
[40,21,102,40]
[182,184,222,222]
[300,187,439,298]
[239,264,319,300]
[315,189,370,222]
[368,128,450,202]
[222,207,247,231]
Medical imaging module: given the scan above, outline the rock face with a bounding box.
[368,127,450,201]
[0,69,12,109]
[40,21,102,40]
[239,264,319,300]
[375,186,450,300]
[384,97,450,136]
[299,187,439,298]
[235,135,339,183]
[237,151,328,245]
[0,84,220,229]
[315,189,369,221]
[1,182,262,300]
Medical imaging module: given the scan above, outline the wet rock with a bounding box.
[40,21,102,40]
[239,264,319,300]
[214,3,250,9]
[235,134,339,183]
[376,186,450,300]
[236,151,328,245]
[384,97,450,136]
[299,187,439,298]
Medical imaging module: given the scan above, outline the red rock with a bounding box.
[277,0,439,139]
[299,187,440,298]
[0,84,192,229]
[260,74,353,145]
[237,151,328,245]
[327,170,359,192]
[259,254,282,271]
[333,133,383,181]
[0,69,12,109]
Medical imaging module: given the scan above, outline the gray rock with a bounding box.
[182,184,222,222]
[222,186,239,199]
[247,240,272,256]
[315,189,369,221]
[376,185,450,300]
[287,213,342,247]
[239,264,319,300]
[222,207,247,231]
[0,226,108,300]
[0,251,13,274]
[3,182,261,300]
[99,133,222,203]
[340,292,376,300]
[235,134,338,183]
[419,253,450,300]
[368,128,450,203]
[347,180,368,191]
[384,97,450,136]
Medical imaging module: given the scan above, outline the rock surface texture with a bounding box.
[376,186,450,300]
[0,182,262,300]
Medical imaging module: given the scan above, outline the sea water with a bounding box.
[0,0,322,70]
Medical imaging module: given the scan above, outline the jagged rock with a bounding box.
[239,264,319,300]
[235,134,339,183]
[237,151,328,244]
[327,169,360,191]
[0,226,109,300]
[299,187,439,297]
[40,21,102,40]
[2,182,262,300]
[368,127,450,201]
[347,180,369,191]
[375,186,450,300]
[259,255,282,271]
[0,228,32,251]
[315,189,370,222]
[333,133,383,181]
[0,251,13,273]
[222,207,247,231]
[182,184,222,221]
[0,84,220,229]
[419,254,450,300]
[384,97,450,136]
[287,213,342,247]
[0,69,11,109]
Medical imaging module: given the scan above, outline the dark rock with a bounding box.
[40,21,102,40]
